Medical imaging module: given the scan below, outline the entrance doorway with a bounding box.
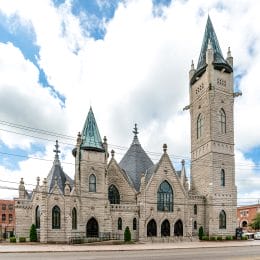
[147,219,157,237]
[86,217,99,237]
[161,219,170,236]
[174,219,183,236]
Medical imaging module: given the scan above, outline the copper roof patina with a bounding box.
[81,107,104,152]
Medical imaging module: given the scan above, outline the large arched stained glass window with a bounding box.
[108,185,120,204]
[220,109,226,134]
[89,174,96,192]
[197,113,203,139]
[52,205,60,229]
[219,210,226,229]
[72,207,77,230]
[35,206,40,229]
[157,181,173,212]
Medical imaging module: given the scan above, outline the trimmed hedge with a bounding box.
[10,237,16,243]
[202,236,209,241]
[226,235,233,240]
[217,236,223,241]
[19,237,26,242]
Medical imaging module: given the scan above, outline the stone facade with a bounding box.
[15,17,238,243]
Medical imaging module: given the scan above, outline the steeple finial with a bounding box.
[132,123,140,145]
[53,140,60,159]
[191,60,194,70]
[133,123,139,137]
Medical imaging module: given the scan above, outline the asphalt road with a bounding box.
[1,246,260,260]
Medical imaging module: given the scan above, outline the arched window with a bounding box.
[161,219,170,237]
[133,218,137,231]
[157,181,173,212]
[72,207,77,230]
[35,206,40,229]
[194,221,197,230]
[221,169,225,187]
[197,113,203,139]
[219,210,226,229]
[89,174,96,192]
[118,217,122,230]
[52,205,60,229]
[220,109,226,134]
[194,204,197,215]
[147,219,157,237]
[108,185,120,204]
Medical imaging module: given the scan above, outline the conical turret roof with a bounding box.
[119,124,154,191]
[81,107,104,152]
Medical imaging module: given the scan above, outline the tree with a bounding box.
[249,213,260,231]
[30,224,37,242]
[198,226,204,240]
[124,226,131,242]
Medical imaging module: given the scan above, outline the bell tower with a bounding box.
[189,16,238,236]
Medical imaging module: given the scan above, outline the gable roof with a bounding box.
[81,107,104,152]
[119,125,154,192]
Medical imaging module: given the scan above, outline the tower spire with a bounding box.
[196,16,232,72]
[81,107,104,152]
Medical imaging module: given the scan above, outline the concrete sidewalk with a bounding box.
[0,240,260,253]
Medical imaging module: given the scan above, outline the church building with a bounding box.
[15,17,238,243]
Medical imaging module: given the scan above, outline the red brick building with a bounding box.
[0,200,15,239]
[237,204,260,230]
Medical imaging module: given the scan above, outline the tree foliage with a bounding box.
[249,213,260,230]
[124,226,131,242]
[30,224,37,242]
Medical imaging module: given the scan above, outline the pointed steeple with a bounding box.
[196,16,232,72]
[81,107,104,152]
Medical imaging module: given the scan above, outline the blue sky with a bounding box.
[0,0,260,205]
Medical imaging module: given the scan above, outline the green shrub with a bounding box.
[210,236,217,241]
[198,226,204,240]
[19,237,26,242]
[202,236,209,241]
[30,224,37,242]
[226,235,233,240]
[241,236,248,240]
[124,226,131,242]
[217,236,223,241]
[10,237,16,243]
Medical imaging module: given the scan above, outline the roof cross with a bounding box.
[53,140,60,158]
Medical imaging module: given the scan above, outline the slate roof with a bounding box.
[119,125,154,191]
[81,107,104,152]
[47,141,73,193]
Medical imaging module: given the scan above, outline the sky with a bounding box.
[0,0,260,206]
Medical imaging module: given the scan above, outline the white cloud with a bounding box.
[0,0,260,201]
